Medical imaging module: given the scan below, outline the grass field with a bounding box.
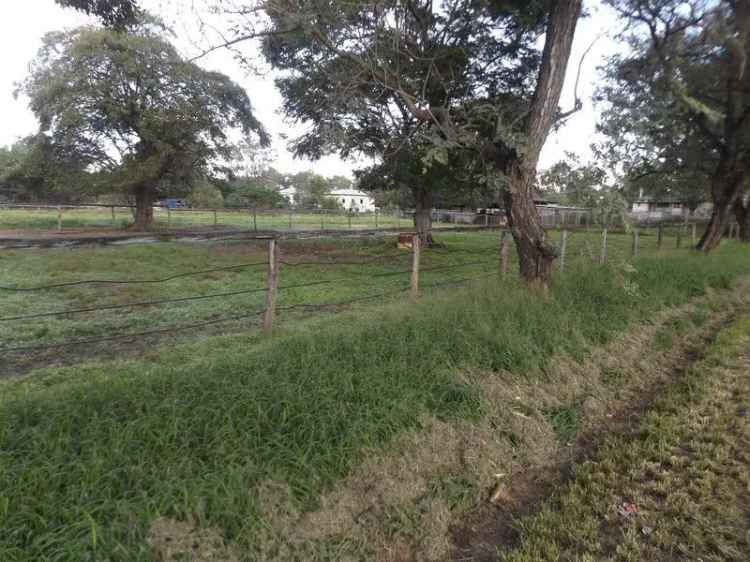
[1,229,748,561]
[0,206,443,232]
[0,228,705,370]
[500,313,750,562]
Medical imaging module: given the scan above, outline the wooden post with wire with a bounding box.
[499,230,509,278]
[600,228,608,265]
[410,234,421,303]
[263,239,280,335]
[559,230,568,272]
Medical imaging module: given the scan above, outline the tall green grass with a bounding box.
[0,245,748,561]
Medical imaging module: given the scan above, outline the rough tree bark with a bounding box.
[733,194,750,242]
[413,187,434,247]
[496,0,583,287]
[132,183,155,229]
[697,160,746,250]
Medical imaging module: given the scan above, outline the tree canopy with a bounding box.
[55,0,140,28]
[210,0,583,283]
[602,0,750,249]
[19,20,268,227]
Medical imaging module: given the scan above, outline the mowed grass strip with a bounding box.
[500,312,750,562]
[0,244,748,561]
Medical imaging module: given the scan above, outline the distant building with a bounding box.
[329,189,376,212]
[279,185,298,204]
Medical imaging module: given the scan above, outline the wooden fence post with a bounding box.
[559,230,568,272]
[375,210,379,229]
[631,228,639,258]
[348,211,352,229]
[600,228,608,265]
[676,227,682,248]
[288,209,293,230]
[691,223,697,246]
[111,206,116,226]
[410,234,421,302]
[263,239,280,335]
[499,230,509,278]
[321,211,325,230]
[657,224,663,249]
[213,210,218,227]
[167,207,171,228]
[57,205,62,232]
[252,207,258,232]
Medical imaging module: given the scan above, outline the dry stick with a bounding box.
[263,239,280,335]
[600,227,608,265]
[57,205,62,232]
[559,230,568,272]
[410,235,421,303]
[499,231,509,278]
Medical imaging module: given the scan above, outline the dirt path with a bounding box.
[493,314,750,562]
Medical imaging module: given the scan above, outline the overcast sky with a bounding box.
[0,0,621,178]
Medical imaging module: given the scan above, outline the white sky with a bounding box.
[0,0,621,178]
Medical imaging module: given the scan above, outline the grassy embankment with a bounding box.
[0,234,747,560]
[500,313,750,562]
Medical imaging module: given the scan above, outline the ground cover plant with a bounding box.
[499,313,750,562]
[0,237,748,561]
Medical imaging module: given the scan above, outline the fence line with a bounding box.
[1,224,736,361]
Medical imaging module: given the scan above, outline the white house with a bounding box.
[329,189,377,212]
[279,185,298,204]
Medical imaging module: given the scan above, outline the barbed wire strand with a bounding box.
[0,261,268,292]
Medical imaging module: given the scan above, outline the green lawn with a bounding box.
[1,231,748,561]
[0,206,442,232]
[0,229,703,365]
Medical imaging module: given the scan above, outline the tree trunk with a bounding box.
[495,0,582,287]
[733,195,750,242]
[696,165,746,251]
[503,165,556,285]
[413,188,434,247]
[132,184,155,229]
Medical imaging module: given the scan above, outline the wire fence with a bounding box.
[0,222,742,372]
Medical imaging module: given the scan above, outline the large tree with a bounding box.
[605,0,750,251]
[19,21,268,228]
[209,0,583,286]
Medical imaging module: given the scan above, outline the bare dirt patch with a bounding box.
[147,517,238,562]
